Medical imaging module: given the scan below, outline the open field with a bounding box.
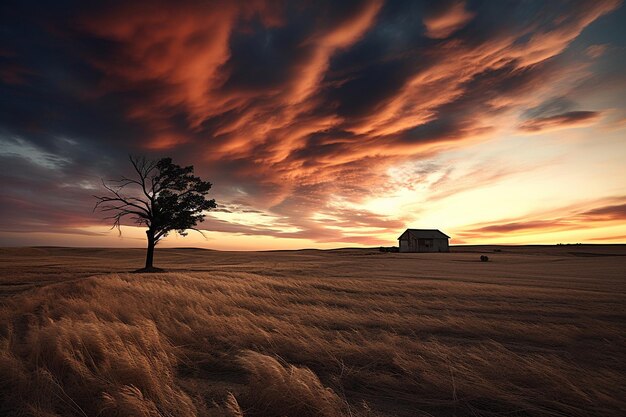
[1,245,625,417]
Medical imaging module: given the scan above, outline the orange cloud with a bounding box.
[77,0,619,176]
[288,0,383,105]
[146,132,189,150]
[423,1,475,39]
[81,2,246,125]
[511,0,620,66]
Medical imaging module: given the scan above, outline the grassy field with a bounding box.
[0,245,625,417]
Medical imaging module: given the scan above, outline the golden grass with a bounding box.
[0,246,625,416]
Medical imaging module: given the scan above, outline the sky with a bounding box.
[1,0,625,250]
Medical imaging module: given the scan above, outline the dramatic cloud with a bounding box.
[423,0,475,39]
[519,110,601,132]
[0,0,624,247]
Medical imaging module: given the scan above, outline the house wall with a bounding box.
[432,238,449,252]
[398,237,449,252]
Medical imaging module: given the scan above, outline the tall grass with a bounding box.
[0,248,625,416]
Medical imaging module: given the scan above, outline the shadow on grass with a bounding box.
[132,266,166,273]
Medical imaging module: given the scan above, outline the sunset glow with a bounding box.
[1,0,625,249]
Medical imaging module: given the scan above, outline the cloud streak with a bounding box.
[519,111,601,132]
[423,0,475,39]
[457,197,626,241]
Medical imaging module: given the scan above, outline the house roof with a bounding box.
[398,229,450,240]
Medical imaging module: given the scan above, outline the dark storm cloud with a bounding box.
[0,154,99,234]
[0,0,622,244]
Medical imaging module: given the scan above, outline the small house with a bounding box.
[398,229,450,253]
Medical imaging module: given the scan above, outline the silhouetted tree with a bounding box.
[94,156,217,271]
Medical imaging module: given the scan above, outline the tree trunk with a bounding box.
[145,230,155,269]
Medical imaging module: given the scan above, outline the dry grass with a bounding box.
[0,246,625,416]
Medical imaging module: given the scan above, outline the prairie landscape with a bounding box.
[4,1,626,416]
[1,245,625,417]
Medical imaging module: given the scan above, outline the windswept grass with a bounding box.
[0,246,624,416]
